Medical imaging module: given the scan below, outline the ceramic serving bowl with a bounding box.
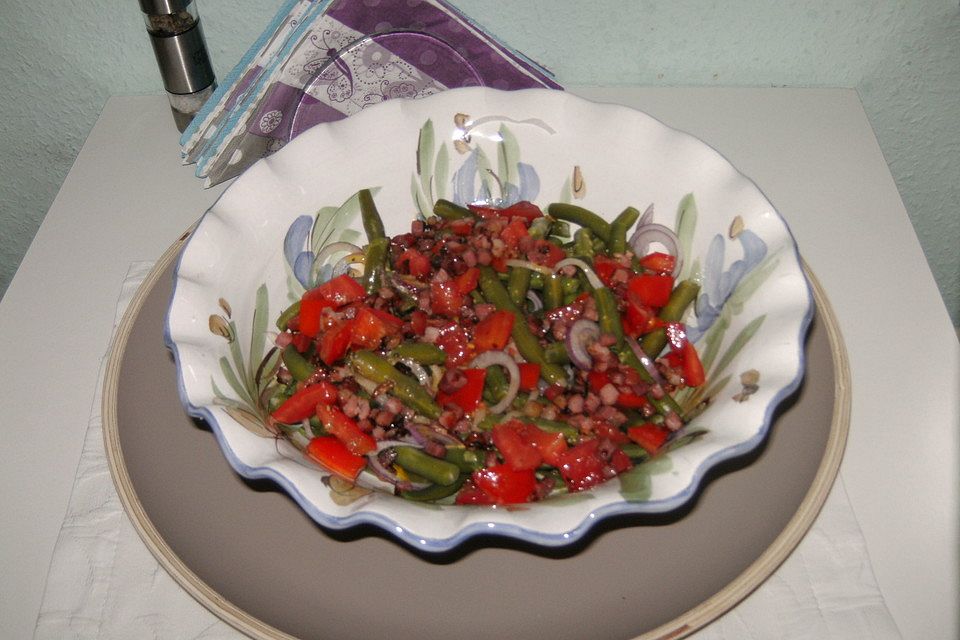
[165,87,813,553]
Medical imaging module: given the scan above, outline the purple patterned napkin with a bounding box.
[188,0,562,187]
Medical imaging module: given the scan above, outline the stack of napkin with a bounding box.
[180,0,562,187]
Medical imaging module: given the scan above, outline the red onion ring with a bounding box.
[566,319,600,370]
[469,351,520,414]
[628,223,683,278]
[625,336,666,385]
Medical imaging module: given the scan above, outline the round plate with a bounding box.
[104,236,848,640]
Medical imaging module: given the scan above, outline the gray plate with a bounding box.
[106,250,847,640]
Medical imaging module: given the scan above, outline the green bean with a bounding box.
[281,344,315,382]
[507,267,532,306]
[529,417,579,440]
[593,287,624,344]
[433,199,473,220]
[362,237,389,294]
[444,447,485,472]
[543,274,564,310]
[528,272,545,290]
[573,228,595,259]
[400,475,466,502]
[275,300,300,331]
[561,277,580,295]
[551,220,572,238]
[477,267,568,386]
[348,350,441,419]
[483,365,509,404]
[543,341,570,364]
[547,203,611,242]
[618,347,655,384]
[393,446,460,486]
[358,188,386,241]
[619,442,651,461]
[391,342,446,366]
[607,206,640,255]
[640,279,701,357]
[528,216,552,239]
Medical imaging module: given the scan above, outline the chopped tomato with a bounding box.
[436,368,487,413]
[517,363,541,391]
[627,274,675,308]
[430,280,464,317]
[493,420,568,469]
[621,291,663,336]
[350,307,392,349]
[593,421,631,445]
[500,217,529,247]
[521,422,568,466]
[313,274,366,307]
[409,310,427,336]
[454,267,481,294]
[467,203,502,218]
[682,340,705,387]
[627,423,670,455]
[435,323,472,366]
[297,293,332,338]
[587,370,610,393]
[270,381,338,423]
[492,421,542,470]
[473,309,514,352]
[638,252,676,275]
[467,201,543,223]
[591,255,621,287]
[449,219,474,236]
[318,319,353,365]
[290,332,312,353]
[616,391,650,410]
[397,248,432,279]
[316,405,376,455]
[490,255,510,273]
[471,464,537,504]
[305,436,366,481]
[557,440,607,492]
[528,239,566,268]
[454,479,497,505]
[501,200,544,222]
[367,307,403,329]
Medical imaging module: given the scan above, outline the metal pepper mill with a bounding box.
[140,0,217,132]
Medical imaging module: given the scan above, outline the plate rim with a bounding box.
[103,233,849,640]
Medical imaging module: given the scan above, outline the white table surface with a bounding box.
[1,88,956,640]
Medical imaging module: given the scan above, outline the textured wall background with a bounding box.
[1,0,957,325]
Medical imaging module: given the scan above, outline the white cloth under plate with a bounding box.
[34,264,902,639]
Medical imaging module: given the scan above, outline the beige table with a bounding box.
[0,88,956,639]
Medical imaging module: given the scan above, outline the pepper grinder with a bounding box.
[140,0,217,132]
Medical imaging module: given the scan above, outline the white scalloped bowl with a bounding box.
[165,88,813,553]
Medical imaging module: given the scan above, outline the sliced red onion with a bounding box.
[553,257,605,290]
[367,449,430,491]
[638,203,655,227]
[505,258,554,277]
[526,290,543,312]
[628,223,683,278]
[469,350,520,414]
[566,319,600,370]
[408,422,461,447]
[396,358,431,387]
[301,418,315,438]
[625,336,666,385]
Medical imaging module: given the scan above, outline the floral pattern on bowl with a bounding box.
[166,87,813,552]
